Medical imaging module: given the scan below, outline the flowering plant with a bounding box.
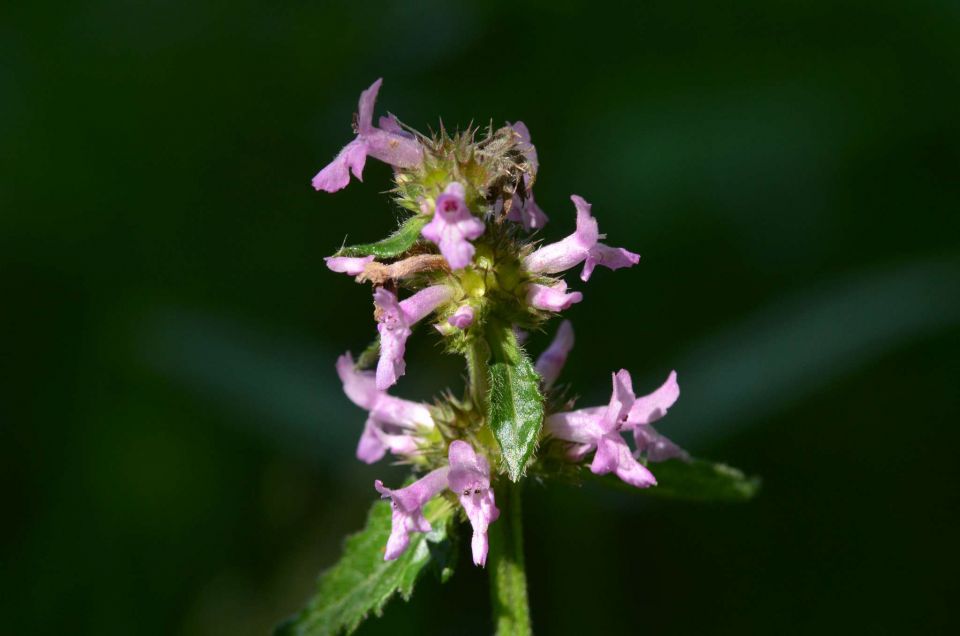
[279,79,758,636]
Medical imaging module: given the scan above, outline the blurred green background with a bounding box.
[3,1,959,634]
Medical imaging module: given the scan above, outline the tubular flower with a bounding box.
[535,320,574,389]
[336,352,434,463]
[420,182,485,270]
[526,280,583,312]
[312,78,424,193]
[374,285,453,390]
[545,370,657,488]
[447,441,499,567]
[375,467,450,561]
[523,195,640,282]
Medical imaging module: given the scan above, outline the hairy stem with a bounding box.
[466,335,491,412]
[488,481,532,635]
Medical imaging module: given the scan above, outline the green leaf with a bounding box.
[335,215,429,258]
[276,497,455,636]
[486,324,544,482]
[594,458,760,502]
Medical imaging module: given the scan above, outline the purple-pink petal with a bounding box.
[448,305,475,330]
[448,440,499,567]
[374,288,412,390]
[506,192,549,230]
[337,352,433,430]
[582,243,641,282]
[527,281,583,312]
[312,139,368,193]
[591,434,657,487]
[357,418,389,464]
[336,352,379,411]
[398,284,455,324]
[375,285,452,390]
[535,320,574,388]
[626,370,679,426]
[421,182,485,270]
[375,467,450,561]
[634,425,689,462]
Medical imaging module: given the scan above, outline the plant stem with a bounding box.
[466,335,491,413]
[488,480,532,636]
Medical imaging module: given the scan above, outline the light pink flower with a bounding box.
[527,280,583,312]
[325,255,374,276]
[421,182,485,270]
[447,441,499,567]
[535,320,574,388]
[312,79,424,193]
[375,285,453,390]
[545,370,657,488]
[375,467,450,561]
[523,195,640,282]
[337,352,434,463]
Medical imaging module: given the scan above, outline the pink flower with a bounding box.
[545,370,657,488]
[375,285,453,390]
[421,182,485,270]
[447,441,499,567]
[375,467,450,561]
[447,305,475,330]
[535,320,574,389]
[336,353,434,463]
[523,195,640,282]
[325,255,374,276]
[526,280,583,312]
[312,79,424,193]
[624,371,688,462]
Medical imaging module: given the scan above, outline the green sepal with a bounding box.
[275,497,456,636]
[486,323,544,482]
[335,215,429,258]
[595,458,760,502]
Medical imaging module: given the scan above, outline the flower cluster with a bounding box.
[315,79,688,566]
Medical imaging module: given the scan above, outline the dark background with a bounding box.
[3,1,959,634]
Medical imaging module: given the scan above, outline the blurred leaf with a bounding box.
[593,459,760,502]
[276,497,456,636]
[487,325,544,482]
[335,215,429,258]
